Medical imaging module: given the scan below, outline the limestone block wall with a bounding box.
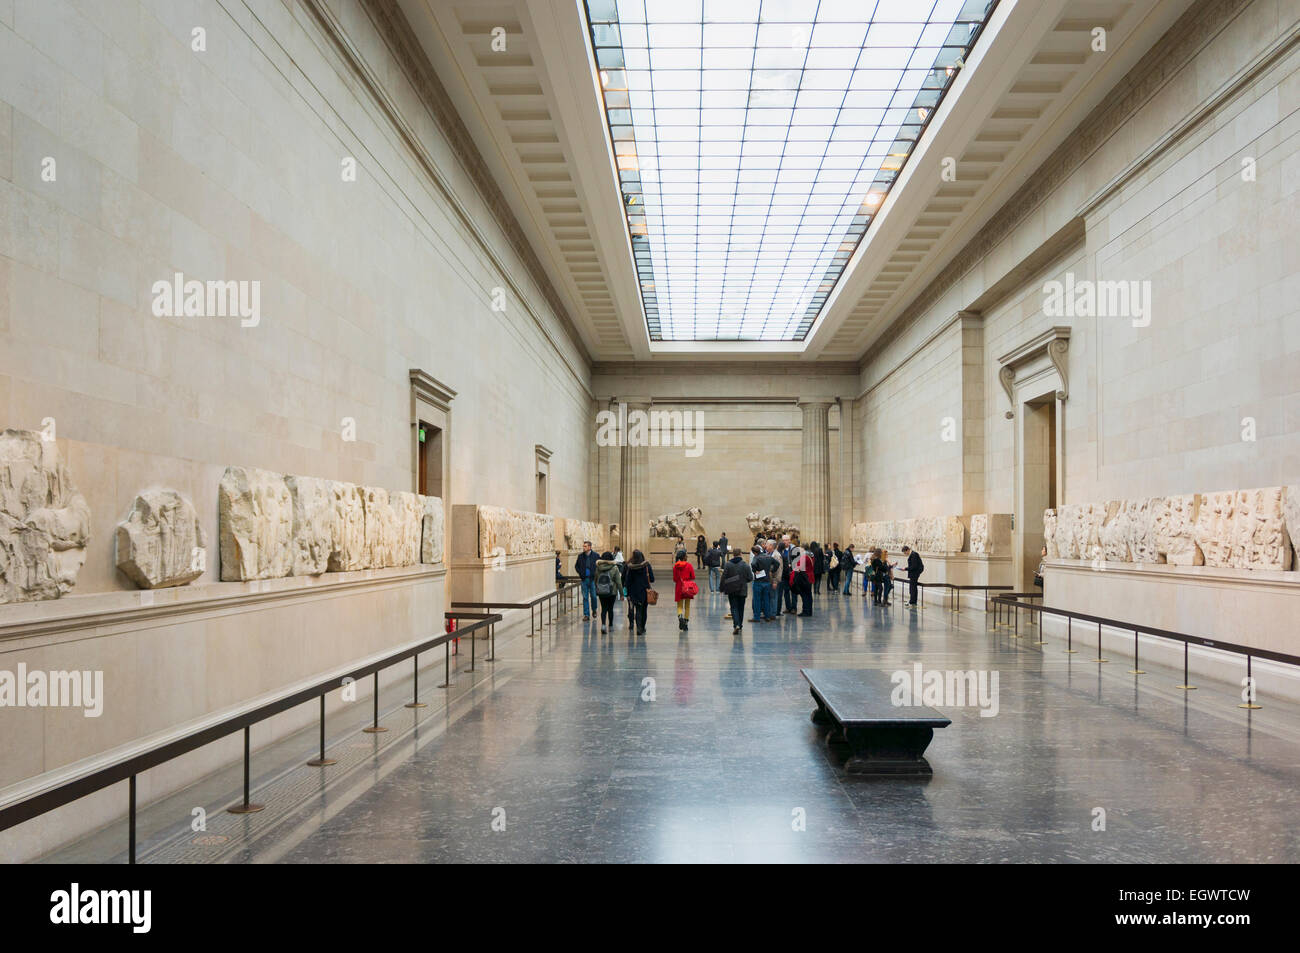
[0,0,593,858]
[852,0,1300,644]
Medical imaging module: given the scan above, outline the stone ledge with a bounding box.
[0,565,446,643]
[1045,558,1300,590]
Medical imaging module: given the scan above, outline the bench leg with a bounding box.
[809,688,834,727]
[842,724,935,776]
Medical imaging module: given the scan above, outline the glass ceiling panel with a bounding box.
[584,0,997,341]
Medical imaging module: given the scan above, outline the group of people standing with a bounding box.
[571,531,929,640]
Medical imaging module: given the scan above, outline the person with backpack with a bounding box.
[903,545,924,606]
[622,550,654,635]
[672,549,698,631]
[703,541,723,592]
[593,551,621,634]
[719,547,754,636]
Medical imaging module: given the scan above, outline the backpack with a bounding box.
[719,564,745,594]
[595,568,615,596]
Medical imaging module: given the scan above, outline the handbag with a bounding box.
[682,580,699,599]
[645,587,659,605]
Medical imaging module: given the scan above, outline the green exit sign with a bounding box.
[419,427,427,443]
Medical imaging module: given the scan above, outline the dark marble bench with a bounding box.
[801,668,951,775]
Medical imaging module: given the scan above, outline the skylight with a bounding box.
[583,0,998,342]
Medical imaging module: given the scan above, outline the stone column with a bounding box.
[619,400,650,558]
[799,399,833,544]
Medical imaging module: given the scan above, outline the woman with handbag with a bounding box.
[622,549,655,637]
[672,549,698,631]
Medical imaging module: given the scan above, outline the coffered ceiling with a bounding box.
[396,0,1194,363]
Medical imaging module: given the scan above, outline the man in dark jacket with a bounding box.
[720,550,754,635]
[778,537,796,613]
[751,543,780,622]
[704,543,723,592]
[575,541,598,620]
[903,545,924,606]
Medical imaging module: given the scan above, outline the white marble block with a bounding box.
[393,491,422,567]
[1099,500,1131,562]
[363,487,400,569]
[1042,510,1058,558]
[1163,493,1203,566]
[218,466,293,581]
[421,496,444,565]
[1285,487,1300,571]
[115,489,206,588]
[286,475,337,576]
[1126,498,1161,564]
[972,514,1012,555]
[1194,490,1237,568]
[328,482,367,572]
[1233,486,1290,571]
[0,430,92,602]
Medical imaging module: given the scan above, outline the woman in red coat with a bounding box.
[672,549,697,631]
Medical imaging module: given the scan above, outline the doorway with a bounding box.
[1019,396,1057,590]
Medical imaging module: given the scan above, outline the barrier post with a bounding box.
[486,621,496,662]
[406,655,428,709]
[1093,622,1109,663]
[226,726,264,814]
[1064,616,1077,653]
[1128,629,1145,675]
[1032,608,1047,645]
[362,671,388,733]
[1239,655,1262,710]
[128,775,137,864]
[1176,640,1196,690]
[438,642,451,688]
[308,694,337,765]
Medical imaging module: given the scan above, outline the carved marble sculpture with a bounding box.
[650,507,705,539]
[562,518,606,551]
[219,466,293,581]
[362,487,400,569]
[1285,487,1300,571]
[421,496,444,565]
[1042,510,1058,558]
[0,430,92,602]
[1163,493,1202,566]
[393,491,422,567]
[745,512,799,539]
[477,505,554,558]
[1232,486,1289,571]
[328,482,366,572]
[971,514,1012,556]
[115,489,206,589]
[286,475,337,576]
[1194,490,1236,568]
[1099,500,1130,562]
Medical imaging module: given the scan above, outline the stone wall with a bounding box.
[560,518,605,552]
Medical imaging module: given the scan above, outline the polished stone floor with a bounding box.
[53,587,1300,863]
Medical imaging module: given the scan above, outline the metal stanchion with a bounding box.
[1176,640,1195,689]
[485,621,496,662]
[1032,607,1047,645]
[1239,655,1262,709]
[1092,621,1109,663]
[362,671,388,732]
[1128,629,1145,674]
[1064,616,1077,653]
[307,694,337,764]
[438,641,451,688]
[226,726,264,813]
[406,654,428,709]
[128,775,137,864]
